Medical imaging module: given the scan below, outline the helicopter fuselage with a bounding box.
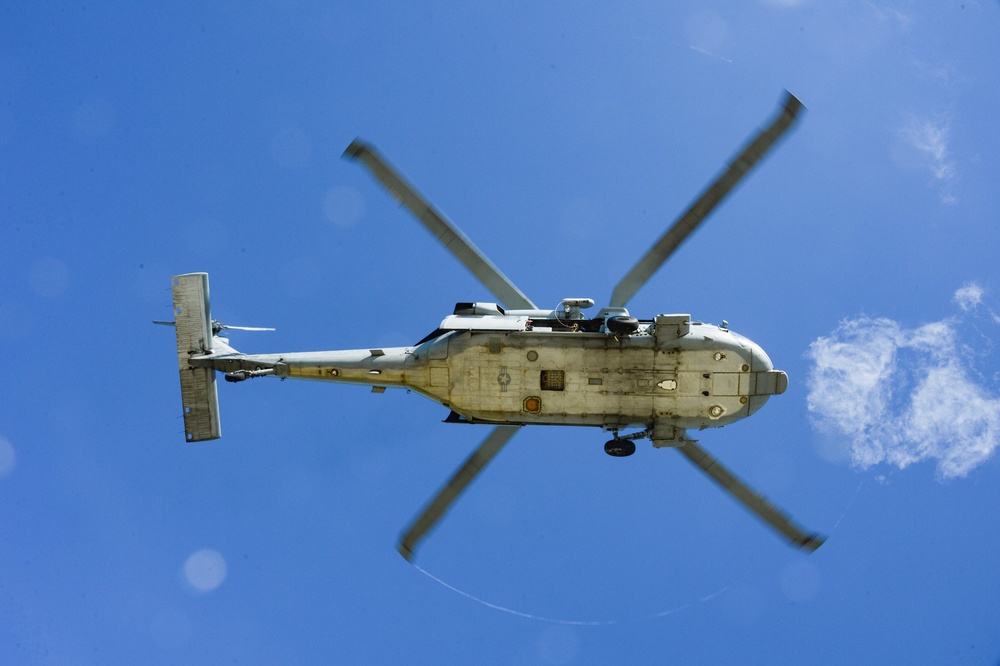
[195,308,786,444]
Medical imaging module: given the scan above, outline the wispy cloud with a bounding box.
[953,282,983,312]
[806,285,1000,479]
[913,59,957,88]
[867,2,915,29]
[899,114,957,204]
[952,281,1000,324]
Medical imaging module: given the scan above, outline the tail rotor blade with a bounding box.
[344,140,536,311]
[675,439,825,552]
[217,325,275,332]
[399,425,519,561]
[609,91,804,308]
[210,320,275,335]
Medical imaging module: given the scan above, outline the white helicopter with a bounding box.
[163,91,824,561]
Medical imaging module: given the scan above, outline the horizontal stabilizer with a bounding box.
[178,366,221,441]
[172,273,221,441]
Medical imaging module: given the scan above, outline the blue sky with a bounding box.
[2,2,999,663]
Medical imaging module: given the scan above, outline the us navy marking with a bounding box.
[497,366,512,392]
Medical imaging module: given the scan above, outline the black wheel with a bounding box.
[604,439,636,457]
[606,315,640,335]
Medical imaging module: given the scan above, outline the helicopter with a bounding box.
[164,91,824,561]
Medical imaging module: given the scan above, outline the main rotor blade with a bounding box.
[675,440,825,552]
[398,425,519,561]
[344,140,536,311]
[609,91,804,308]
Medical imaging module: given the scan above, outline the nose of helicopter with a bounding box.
[745,340,787,415]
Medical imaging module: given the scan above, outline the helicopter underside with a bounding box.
[172,91,825,559]
[198,316,787,443]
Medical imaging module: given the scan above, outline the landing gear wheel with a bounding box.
[604,439,636,457]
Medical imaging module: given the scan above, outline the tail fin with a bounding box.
[172,273,222,441]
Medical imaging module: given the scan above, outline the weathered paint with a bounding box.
[191,319,786,438]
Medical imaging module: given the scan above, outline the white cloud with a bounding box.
[899,115,957,204]
[901,363,1000,478]
[806,294,1000,479]
[953,282,983,312]
[951,282,1000,324]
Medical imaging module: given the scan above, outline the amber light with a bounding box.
[523,396,541,413]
